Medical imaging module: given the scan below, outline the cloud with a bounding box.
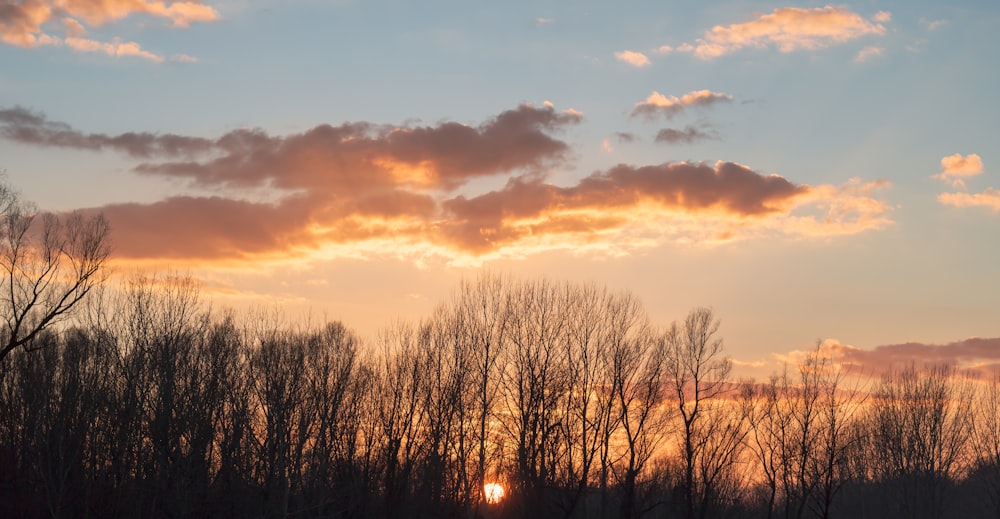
[825,337,1000,377]
[0,0,218,60]
[656,43,694,55]
[0,106,216,156]
[669,6,887,60]
[614,50,651,67]
[62,17,86,38]
[534,17,553,26]
[602,132,637,153]
[922,18,947,31]
[4,105,892,265]
[1,104,581,190]
[170,53,198,63]
[854,46,884,62]
[655,125,716,144]
[435,162,891,257]
[938,189,1000,213]
[933,153,984,188]
[933,154,999,212]
[630,90,733,119]
[96,195,317,261]
[65,36,165,62]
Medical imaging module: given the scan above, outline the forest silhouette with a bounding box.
[0,180,998,519]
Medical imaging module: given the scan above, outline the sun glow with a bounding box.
[484,482,505,504]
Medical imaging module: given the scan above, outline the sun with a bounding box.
[484,482,505,504]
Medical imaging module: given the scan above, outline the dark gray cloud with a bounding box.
[0,106,214,158]
[655,125,716,144]
[614,131,638,143]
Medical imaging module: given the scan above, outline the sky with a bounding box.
[1,0,999,377]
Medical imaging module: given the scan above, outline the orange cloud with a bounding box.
[630,90,732,119]
[669,6,887,60]
[825,337,1000,377]
[5,105,893,265]
[614,50,651,67]
[65,36,164,62]
[938,189,1000,213]
[934,153,998,212]
[933,153,984,188]
[434,162,891,258]
[0,0,217,60]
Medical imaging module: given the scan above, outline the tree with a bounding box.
[742,368,795,519]
[499,278,571,518]
[665,307,744,519]
[611,316,669,519]
[742,342,865,519]
[0,179,110,362]
[865,364,973,519]
[453,272,511,514]
[971,371,1000,517]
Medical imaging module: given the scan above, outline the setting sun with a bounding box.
[484,482,505,504]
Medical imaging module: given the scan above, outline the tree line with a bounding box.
[1,273,999,518]
[0,181,998,518]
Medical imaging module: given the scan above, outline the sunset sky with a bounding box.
[1,0,998,376]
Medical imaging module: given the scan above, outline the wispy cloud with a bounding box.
[938,189,1000,213]
[64,36,166,62]
[655,125,716,145]
[854,46,884,62]
[614,50,651,67]
[630,90,733,119]
[0,105,893,265]
[660,6,888,60]
[602,132,638,153]
[922,18,948,31]
[0,0,218,61]
[655,43,693,54]
[0,106,216,156]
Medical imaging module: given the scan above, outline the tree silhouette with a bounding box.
[0,179,110,363]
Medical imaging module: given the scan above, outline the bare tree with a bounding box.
[498,279,572,517]
[552,284,618,517]
[808,346,866,519]
[0,180,111,362]
[612,319,669,519]
[246,312,310,518]
[373,320,430,517]
[969,371,1000,517]
[866,364,973,519]
[742,368,795,519]
[665,307,743,519]
[452,272,511,513]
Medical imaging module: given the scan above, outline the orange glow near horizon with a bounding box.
[484,482,505,504]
